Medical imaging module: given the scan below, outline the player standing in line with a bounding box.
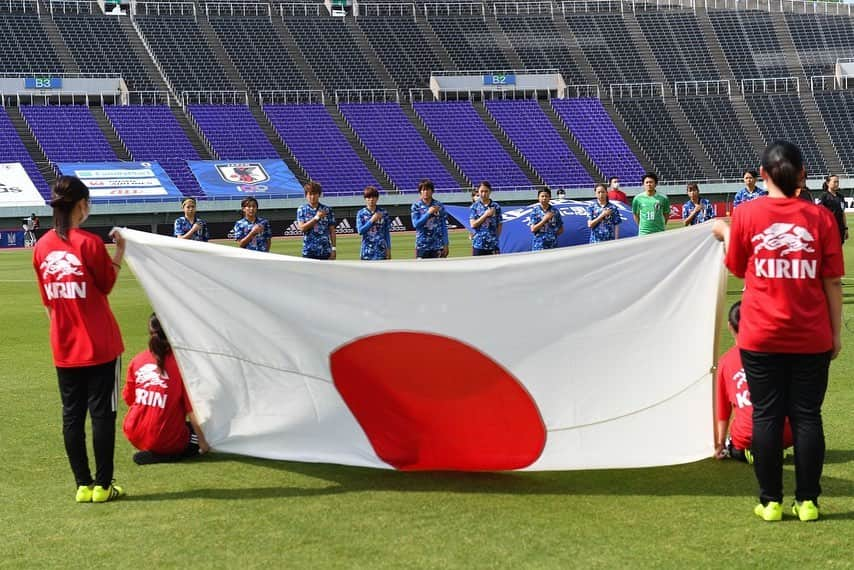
[33,176,126,503]
[123,314,209,465]
[529,188,564,251]
[233,197,272,252]
[732,169,767,209]
[712,141,843,522]
[174,197,209,241]
[356,186,391,260]
[587,182,621,243]
[411,179,449,259]
[682,182,716,226]
[632,172,669,235]
[297,181,337,260]
[469,181,502,255]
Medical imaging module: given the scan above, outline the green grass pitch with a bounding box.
[1,226,853,567]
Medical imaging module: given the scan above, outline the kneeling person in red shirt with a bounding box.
[715,301,793,463]
[123,315,209,465]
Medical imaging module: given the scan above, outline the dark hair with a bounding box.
[418,179,435,192]
[743,169,758,178]
[643,172,658,184]
[478,180,492,192]
[363,185,379,199]
[594,183,607,192]
[609,176,619,185]
[240,197,258,209]
[304,180,322,195]
[822,174,838,192]
[761,141,804,197]
[728,301,741,334]
[181,197,197,207]
[50,176,89,241]
[686,182,699,193]
[538,187,552,197]
[148,314,171,373]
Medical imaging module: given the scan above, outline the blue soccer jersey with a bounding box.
[356,206,391,260]
[232,216,272,252]
[529,204,563,250]
[297,203,336,258]
[470,200,502,251]
[174,215,209,241]
[587,201,622,243]
[732,187,767,208]
[682,198,716,225]
[411,198,449,253]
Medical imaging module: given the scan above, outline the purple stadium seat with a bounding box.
[413,101,532,189]
[21,105,116,162]
[484,100,592,188]
[0,109,50,200]
[105,105,204,198]
[264,104,378,195]
[550,98,645,185]
[186,105,279,160]
[338,102,458,193]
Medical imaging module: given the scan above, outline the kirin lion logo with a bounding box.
[135,363,169,390]
[40,250,84,280]
[751,223,815,256]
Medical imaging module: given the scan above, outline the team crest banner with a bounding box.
[118,225,725,471]
[187,159,302,198]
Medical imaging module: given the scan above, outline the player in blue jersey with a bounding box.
[529,188,564,251]
[356,186,391,260]
[733,170,767,209]
[587,183,621,243]
[469,181,502,255]
[233,197,271,252]
[682,182,716,226]
[296,181,336,260]
[411,179,449,259]
[174,197,209,241]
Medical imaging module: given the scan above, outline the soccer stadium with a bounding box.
[2,0,854,566]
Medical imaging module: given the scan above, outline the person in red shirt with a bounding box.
[715,301,793,463]
[33,176,126,503]
[123,314,209,465]
[712,141,844,522]
[606,176,629,206]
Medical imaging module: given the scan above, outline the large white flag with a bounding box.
[119,225,725,471]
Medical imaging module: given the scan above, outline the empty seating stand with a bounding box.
[135,15,235,93]
[429,15,511,71]
[283,15,383,92]
[551,98,645,184]
[709,10,789,79]
[745,93,828,175]
[485,99,592,188]
[414,101,531,189]
[784,12,854,78]
[187,105,279,160]
[264,103,379,195]
[209,15,309,93]
[813,90,854,173]
[53,12,155,91]
[565,12,651,86]
[0,13,64,73]
[496,14,585,85]
[676,95,759,178]
[21,105,116,162]
[338,102,458,192]
[636,11,719,83]
[104,105,204,197]
[0,109,50,200]
[612,97,704,181]
[358,15,443,90]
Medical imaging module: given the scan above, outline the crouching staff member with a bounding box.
[297,181,336,260]
[33,175,126,503]
[469,181,502,255]
[124,315,209,465]
[712,141,843,523]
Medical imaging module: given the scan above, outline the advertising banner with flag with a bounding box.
[119,225,724,471]
[56,162,182,202]
[187,159,302,198]
[0,162,45,208]
[446,199,639,253]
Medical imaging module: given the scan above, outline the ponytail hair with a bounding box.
[148,314,171,373]
[50,176,89,241]
[761,141,804,198]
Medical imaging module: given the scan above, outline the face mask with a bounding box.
[612,183,620,189]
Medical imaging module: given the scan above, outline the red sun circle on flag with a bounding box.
[330,331,546,471]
